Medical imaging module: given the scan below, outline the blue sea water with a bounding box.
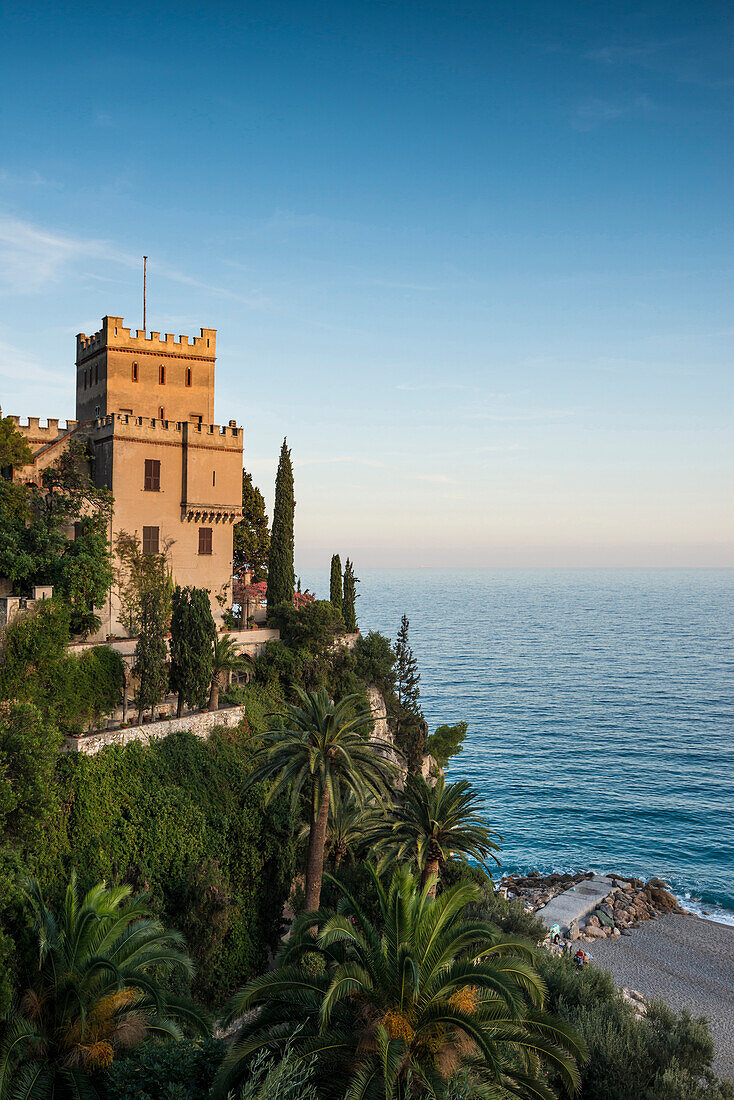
[300,568,734,923]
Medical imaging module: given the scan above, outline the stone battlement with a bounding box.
[9,416,78,437]
[76,316,216,362]
[92,412,242,449]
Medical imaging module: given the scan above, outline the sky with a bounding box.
[0,0,732,568]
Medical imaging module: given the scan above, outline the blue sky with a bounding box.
[1,0,731,567]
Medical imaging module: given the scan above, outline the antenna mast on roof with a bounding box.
[142,255,148,333]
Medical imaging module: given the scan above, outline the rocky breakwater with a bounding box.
[499,870,684,941]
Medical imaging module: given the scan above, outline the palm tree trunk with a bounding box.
[422,858,440,898]
[208,676,219,711]
[334,846,344,871]
[305,791,330,912]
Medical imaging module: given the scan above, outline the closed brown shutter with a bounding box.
[198,527,212,555]
[142,526,159,555]
[144,459,160,491]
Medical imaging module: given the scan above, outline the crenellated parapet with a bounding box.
[6,415,78,437]
[76,316,216,363]
[91,412,242,450]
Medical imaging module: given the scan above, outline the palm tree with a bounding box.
[245,688,396,911]
[0,873,208,1099]
[208,633,252,710]
[299,789,370,870]
[213,866,586,1100]
[369,774,502,897]
[328,789,370,870]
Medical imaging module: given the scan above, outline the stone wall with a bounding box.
[63,703,247,756]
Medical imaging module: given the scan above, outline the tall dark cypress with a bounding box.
[169,585,216,717]
[267,438,295,613]
[330,554,342,614]
[395,612,421,714]
[342,558,359,632]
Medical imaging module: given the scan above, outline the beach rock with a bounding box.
[585,926,606,939]
[647,877,668,889]
[586,915,601,928]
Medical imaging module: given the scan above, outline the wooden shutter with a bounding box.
[142,526,159,555]
[198,527,212,555]
[144,459,160,491]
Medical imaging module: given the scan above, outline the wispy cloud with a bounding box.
[570,95,655,131]
[585,40,733,90]
[395,382,469,393]
[294,455,388,470]
[0,334,67,388]
[466,406,576,423]
[415,473,458,485]
[0,214,270,307]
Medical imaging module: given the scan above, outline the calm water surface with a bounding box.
[300,569,734,921]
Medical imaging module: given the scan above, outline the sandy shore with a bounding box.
[588,913,734,1080]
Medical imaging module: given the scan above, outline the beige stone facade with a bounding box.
[7,315,243,638]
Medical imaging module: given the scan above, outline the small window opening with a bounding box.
[212,470,216,486]
[198,527,213,555]
[83,370,87,390]
[95,364,99,384]
[142,526,159,555]
[144,459,161,492]
[159,364,165,385]
[186,367,192,387]
[158,407,165,421]
[132,362,138,382]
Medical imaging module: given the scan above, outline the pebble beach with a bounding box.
[589,913,734,1080]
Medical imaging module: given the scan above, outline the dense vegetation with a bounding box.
[0,433,113,637]
[0,422,730,1097]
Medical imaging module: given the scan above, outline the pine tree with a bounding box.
[342,558,359,633]
[267,439,295,613]
[329,553,342,613]
[233,469,270,581]
[169,586,216,717]
[395,613,420,714]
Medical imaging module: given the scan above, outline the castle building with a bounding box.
[5,315,243,638]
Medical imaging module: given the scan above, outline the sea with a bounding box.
[300,568,734,925]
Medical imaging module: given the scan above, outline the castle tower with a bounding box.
[75,316,216,424]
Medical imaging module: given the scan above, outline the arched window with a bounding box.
[158,407,165,421]
[159,364,166,385]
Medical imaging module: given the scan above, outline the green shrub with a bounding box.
[353,631,397,698]
[269,599,343,653]
[538,952,733,1099]
[103,1037,225,1100]
[32,720,296,1006]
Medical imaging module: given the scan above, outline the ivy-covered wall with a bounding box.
[1,684,296,1009]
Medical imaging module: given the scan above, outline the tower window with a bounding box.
[198,527,212,555]
[158,407,165,421]
[95,364,99,384]
[212,470,216,486]
[132,362,139,382]
[186,367,192,387]
[144,459,161,492]
[142,526,159,555]
[159,364,166,384]
[83,370,87,390]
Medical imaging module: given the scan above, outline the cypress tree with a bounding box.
[169,586,216,717]
[330,554,342,614]
[395,613,420,714]
[267,438,295,613]
[232,469,270,581]
[342,558,359,633]
[133,582,169,723]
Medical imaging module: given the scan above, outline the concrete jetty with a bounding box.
[536,874,617,932]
